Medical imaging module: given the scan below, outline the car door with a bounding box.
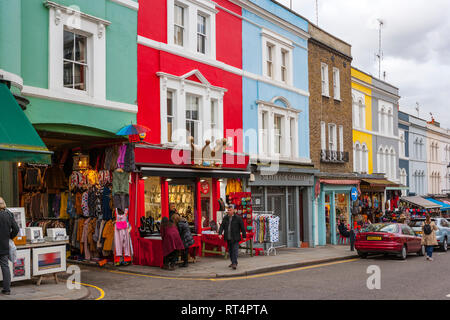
[439,219,450,240]
[406,225,421,252]
[401,225,413,252]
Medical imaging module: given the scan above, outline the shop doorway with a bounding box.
[267,187,286,247]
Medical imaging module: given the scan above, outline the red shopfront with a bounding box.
[128,144,250,267]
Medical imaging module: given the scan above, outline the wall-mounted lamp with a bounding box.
[166,178,173,182]
[17,162,22,167]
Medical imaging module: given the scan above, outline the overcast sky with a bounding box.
[275,0,450,129]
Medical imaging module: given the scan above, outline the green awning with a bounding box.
[0,83,52,164]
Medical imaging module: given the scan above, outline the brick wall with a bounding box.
[308,38,354,173]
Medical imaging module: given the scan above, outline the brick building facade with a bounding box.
[308,25,353,174]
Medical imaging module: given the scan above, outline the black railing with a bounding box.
[320,150,349,163]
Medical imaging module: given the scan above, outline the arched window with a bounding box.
[362,143,368,173]
[377,146,384,174]
[387,109,393,135]
[380,107,386,134]
[354,142,362,173]
[389,148,396,180]
[359,99,365,129]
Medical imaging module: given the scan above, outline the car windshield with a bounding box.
[364,224,398,233]
[409,220,435,228]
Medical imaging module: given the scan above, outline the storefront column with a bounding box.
[318,189,326,246]
[295,186,300,247]
[330,191,337,245]
[285,187,289,245]
[212,178,220,222]
[196,179,202,235]
[161,177,169,219]
[311,190,316,248]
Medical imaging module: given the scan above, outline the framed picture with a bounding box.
[32,246,66,276]
[9,207,26,236]
[0,249,31,282]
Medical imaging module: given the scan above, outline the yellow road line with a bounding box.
[106,258,359,282]
[75,282,105,300]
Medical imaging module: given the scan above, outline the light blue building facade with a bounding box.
[243,0,315,248]
[398,111,410,195]
[408,113,429,196]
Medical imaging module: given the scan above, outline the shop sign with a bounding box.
[249,172,314,186]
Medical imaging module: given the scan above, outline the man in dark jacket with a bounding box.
[219,204,246,270]
[0,197,20,295]
[171,213,195,267]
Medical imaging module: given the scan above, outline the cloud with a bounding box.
[275,0,450,128]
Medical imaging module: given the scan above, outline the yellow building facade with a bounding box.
[351,67,374,174]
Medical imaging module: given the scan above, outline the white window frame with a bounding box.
[166,90,176,143]
[320,121,326,151]
[328,123,337,152]
[333,67,340,100]
[399,130,406,158]
[158,70,226,147]
[167,0,217,59]
[261,29,294,85]
[257,101,300,161]
[338,125,344,153]
[321,63,329,97]
[47,3,109,100]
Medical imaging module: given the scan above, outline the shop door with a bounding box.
[287,187,296,247]
[267,187,286,247]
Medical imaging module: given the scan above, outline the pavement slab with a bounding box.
[70,245,358,279]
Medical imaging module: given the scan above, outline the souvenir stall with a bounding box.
[353,179,391,227]
[398,196,443,220]
[129,143,251,267]
[16,134,136,269]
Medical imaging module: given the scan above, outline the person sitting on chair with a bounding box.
[338,219,350,238]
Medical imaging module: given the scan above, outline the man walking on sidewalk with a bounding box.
[219,204,246,270]
[0,197,20,295]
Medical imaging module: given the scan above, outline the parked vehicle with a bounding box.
[409,218,449,252]
[355,223,424,260]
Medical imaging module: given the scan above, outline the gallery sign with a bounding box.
[249,172,314,186]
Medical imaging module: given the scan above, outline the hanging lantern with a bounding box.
[73,154,89,171]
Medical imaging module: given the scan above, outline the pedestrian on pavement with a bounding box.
[171,213,195,267]
[218,204,246,270]
[0,197,20,295]
[160,217,185,270]
[422,214,438,261]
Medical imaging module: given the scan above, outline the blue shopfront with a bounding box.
[316,180,360,246]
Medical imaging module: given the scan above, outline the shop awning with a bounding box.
[320,179,360,186]
[361,179,399,187]
[0,83,52,164]
[425,198,450,211]
[400,196,442,209]
[141,166,251,179]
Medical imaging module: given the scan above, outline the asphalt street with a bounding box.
[76,249,450,300]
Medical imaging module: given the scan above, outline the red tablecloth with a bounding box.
[202,233,254,250]
[135,235,202,267]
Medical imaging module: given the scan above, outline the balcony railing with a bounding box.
[320,150,349,163]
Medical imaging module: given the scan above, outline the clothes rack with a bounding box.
[253,211,283,256]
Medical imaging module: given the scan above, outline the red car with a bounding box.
[355,223,425,260]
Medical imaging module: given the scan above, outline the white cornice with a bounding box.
[353,127,400,141]
[108,0,139,11]
[185,0,218,13]
[22,86,137,114]
[0,69,23,90]
[227,0,310,41]
[352,77,400,101]
[137,35,310,97]
[44,1,112,26]
[156,70,228,93]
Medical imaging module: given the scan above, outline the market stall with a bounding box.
[398,196,442,220]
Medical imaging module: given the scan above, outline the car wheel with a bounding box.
[357,251,368,259]
[417,245,425,256]
[442,238,448,252]
[399,245,407,260]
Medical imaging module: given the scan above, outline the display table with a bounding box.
[0,240,69,285]
[136,235,202,267]
[201,233,254,259]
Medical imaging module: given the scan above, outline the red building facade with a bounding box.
[129,0,249,266]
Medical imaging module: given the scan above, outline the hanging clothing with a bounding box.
[102,220,115,252]
[59,192,69,219]
[81,192,89,217]
[114,209,132,257]
[112,170,130,195]
[44,166,67,190]
[123,143,136,172]
[117,145,127,169]
[101,187,113,221]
